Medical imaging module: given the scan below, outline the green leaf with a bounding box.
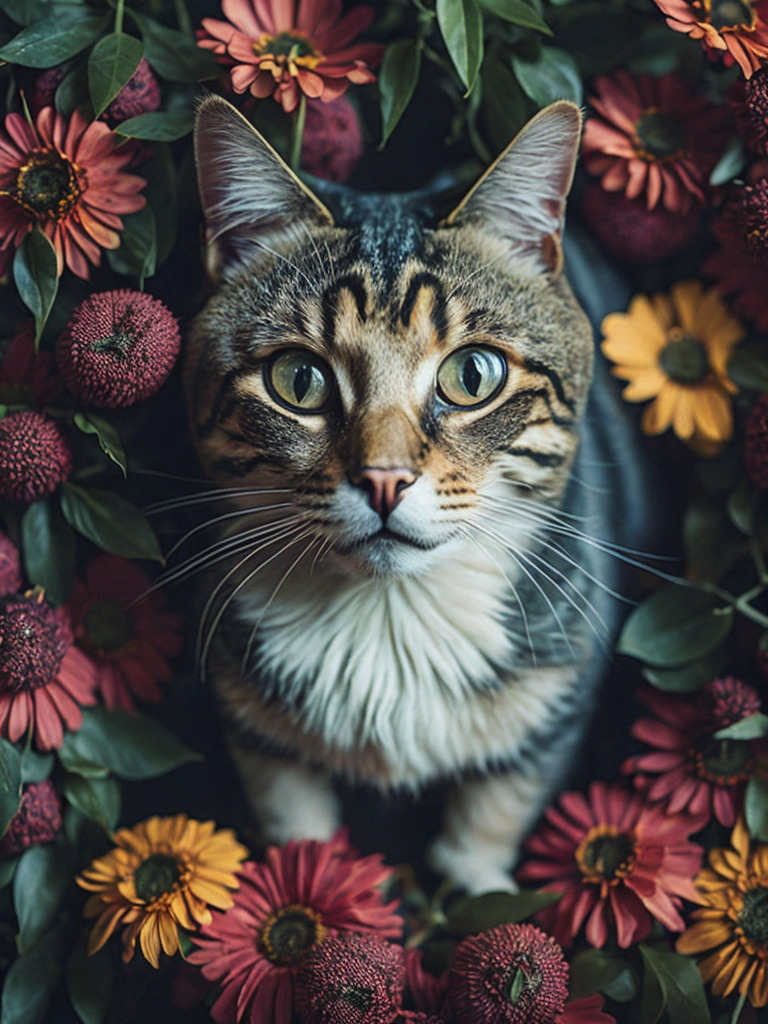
[643,648,727,693]
[117,108,194,141]
[58,707,201,781]
[54,61,90,116]
[710,135,747,187]
[0,7,109,68]
[141,143,178,268]
[436,0,484,94]
[21,497,76,606]
[73,412,127,477]
[639,945,711,1024]
[0,738,22,838]
[727,477,755,536]
[617,584,734,668]
[60,482,164,563]
[13,845,69,956]
[19,747,54,785]
[0,0,56,28]
[66,943,114,1024]
[0,858,18,890]
[716,712,768,740]
[478,0,551,33]
[746,775,768,841]
[62,774,120,832]
[570,948,639,1003]
[106,206,157,287]
[379,39,422,146]
[12,230,59,348]
[728,340,768,392]
[128,11,219,83]
[511,45,582,106]
[87,31,143,120]
[444,889,561,936]
[1,919,67,1024]
[480,52,528,153]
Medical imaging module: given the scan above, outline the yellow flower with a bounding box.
[601,280,744,447]
[677,816,768,1008]
[77,814,248,968]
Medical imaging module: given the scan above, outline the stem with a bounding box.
[731,988,748,1024]
[290,94,306,172]
[115,0,125,35]
[173,0,193,36]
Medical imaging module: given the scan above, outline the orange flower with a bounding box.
[653,0,768,78]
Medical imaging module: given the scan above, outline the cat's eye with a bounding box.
[266,349,334,412]
[437,347,507,408]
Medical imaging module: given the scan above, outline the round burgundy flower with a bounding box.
[0,411,72,503]
[0,779,61,857]
[747,396,768,488]
[29,68,65,119]
[746,65,768,153]
[0,532,21,598]
[0,592,67,694]
[56,290,181,408]
[102,58,161,127]
[736,178,768,259]
[703,675,762,728]
[295,932,406,1024]
[301,96,364,182]
[705,190,768,333]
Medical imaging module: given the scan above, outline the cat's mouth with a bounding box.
[334,527,442,554]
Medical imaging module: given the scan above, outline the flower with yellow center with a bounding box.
[601,280,744,448]
[77,814,248,968]
[652,0,768,78]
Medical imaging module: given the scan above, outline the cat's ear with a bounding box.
[444,101,582,276]
[194,95,334,281]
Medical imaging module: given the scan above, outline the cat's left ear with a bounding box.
[444,101,582,276]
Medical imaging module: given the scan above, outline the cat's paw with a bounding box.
[426,836,519,896]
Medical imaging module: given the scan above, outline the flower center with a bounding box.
[84,599,133,653]
[253,31,323,71]
[704,0,757,32]
[260,903,327,965]
[0,593,67,694]
[576,825,637,885]
[738,884,768,948]
[133,853,181,902]
[634,109,686,161]
[694,738,754,784]
[658,329,710,384]
[13,150,86,221]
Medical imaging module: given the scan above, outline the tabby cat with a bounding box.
[184,95,641,893]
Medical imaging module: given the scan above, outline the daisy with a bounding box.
[652,0,768,78]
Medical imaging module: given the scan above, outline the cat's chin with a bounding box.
[328,529,452,579]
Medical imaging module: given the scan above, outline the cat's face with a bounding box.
[186,98,593,580]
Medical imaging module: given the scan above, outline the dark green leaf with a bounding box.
[746,775,768,841]
[512,46,582,106]
[58,707,201,781]
[13,845,69,956]
[570,948,639,1003]
[128,11,219,83]
[436,0,484,94]
[710,135,747,187]
[639,945,711,1024]
[141,143,178,268]
[625,25,688,75]
[67,943,114,1024]
[0,7,109,68]
[0,738,22,838]
[117,108,194,141]
[12,230,59,348]
[0,0,55,28]
[73,412,127,477]
[60,483,164,563]
[683,498,737,584]
[445,889,561,936]
[641,944,666,1024]
[62,774,120,832]
[19,747,53,785]
[57,746,110,779]
[379,39,422,146]
[63,806,108,867]
[87,32,143,120]
[550,3,642,77]
[728,340,768,393]
[643,647,727,693]
[21,497,76,606]
[0,858,18,890]
[54,61,89,116]
[727,477,755,536]
[478,0,551,33]
[106,206,157,287]
[716,712,768,740]
[1,919,67,1024]
[480,53,528,152]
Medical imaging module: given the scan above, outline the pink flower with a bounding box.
[301,95,363,181]
[652,0,768,78]
[0,779,61,857]
[0,322,63,407]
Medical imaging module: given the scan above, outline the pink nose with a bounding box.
[355,468,416,518]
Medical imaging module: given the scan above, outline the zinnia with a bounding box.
[0,106,146,279]
[77,814,248,968]
[652,0,768,78]
[705,186,768,333]
[516,781,703,949]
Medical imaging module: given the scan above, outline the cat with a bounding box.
[184,94,643,894]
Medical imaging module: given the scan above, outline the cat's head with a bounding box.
[186,96,593,580]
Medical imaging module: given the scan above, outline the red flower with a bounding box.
[652,0,768,78]
[103,58,161,128]
[0,591,99,751]
[0,532,21,598]
[0,322,63,407]
[405,949,448,1018]
[189,832,403,1024]
[0,779,61,857]
[622,679,762,827]
[0,106,146,279]
[517,781,702,949]
[582,70,728,214]
[197,0,384,114]
[66,554,182,712]
[746,393,768,487]
[301,95,363,181]
[705,188,768,332]
[0,411,72,503]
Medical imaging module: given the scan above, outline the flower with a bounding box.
[0,779,61,857]
[0,106,146,279]
[196,0,384,114]
[729,65,768,152]
[705,190,768,333]
[516,781,703,949]
[0,410,72,503]
[746,393,768,487]
[0,532,21,598]
[622,680,762,827]
[56,289,181,408]
[0,590,99,751]
[446,923,614,1024]
[102,58,161,128]
[66,554,182,712]
[301,95,363,182]
[600,279,744,445]
[652,0,768,78]
[405,949,448,1017]
[581,70,728,214]
[77,814,248,968]
[677,817,768,1006]
[294,932,406,1024]
[189,833,403,1024]
[0,322,63,407]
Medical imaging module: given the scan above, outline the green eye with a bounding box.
[437,347,507,407]
[267,350,333,412]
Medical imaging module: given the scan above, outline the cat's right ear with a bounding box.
[194,95,334,282]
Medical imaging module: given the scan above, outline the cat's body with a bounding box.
[184,96,640,892]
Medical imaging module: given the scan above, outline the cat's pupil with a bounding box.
[293,364,312,404]
[462,355,482,397]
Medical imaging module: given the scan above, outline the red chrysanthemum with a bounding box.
[517,781,703,949]
[582,70,729,214]
[197,0,384,114]
[0,322,64,407]
[0,591,99,751]
[56,289,181,408]
[622,680,762,827]
[0,106,146,279]
[66,553,182,712]
[189,832,403,1024]
[652,0,768,78]
[0,532,21,598]
[705,189,768,332]
[0,410,72,503]
[0,779,61,857]
[746,393,768,487]
[103,58,161,127]
[301,95,363,181]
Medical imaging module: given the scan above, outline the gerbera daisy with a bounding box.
[652,0,768,78]
[65,554,182,712]
[0,322,63,407]
[196,0,384,114]
[623,680,763,827]
[582,70,729,214]
[600,279,744,445]
[188,832,403,1024]
[677,816,768,1006]
[77,814,248,968]
[706,186,768,332]
[516,781,703,949]
[0,106,146,279]
[0,590,99,751]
